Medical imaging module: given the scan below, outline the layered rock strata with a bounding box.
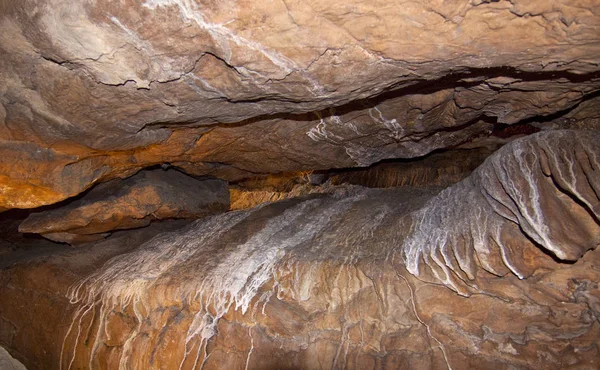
[229,146,494,210]
[0,130,598,370]
[17,169,229,244]
[1,0,599,209]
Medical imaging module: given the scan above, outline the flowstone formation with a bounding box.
[1,0,600,369]
[1,130,598,370]
[401,130,600,294]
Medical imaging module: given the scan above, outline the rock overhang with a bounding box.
[0,0,599,210]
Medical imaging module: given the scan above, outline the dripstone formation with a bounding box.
[0,0,599,369]
[1,131,599,369]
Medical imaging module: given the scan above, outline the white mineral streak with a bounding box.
[60,131,599,367]
[491,141,555,254]
[539,135,600,219]
[402,131,600,293]
[62,210,254,370]
[63,192,368,369]
[142,0,323,92]
[480,131,600,260]
[369,106,403,139]
[306,110,373,166]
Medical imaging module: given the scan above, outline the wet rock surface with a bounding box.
[1,130,598,369]
[16,169,229,244]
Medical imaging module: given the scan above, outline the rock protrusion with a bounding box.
[18,169,229,244]
[400,130,600,294]
[1,131,599,369]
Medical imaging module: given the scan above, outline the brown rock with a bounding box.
[228,146,495,210]
[399,130,600,294]
[0,0,599,210]
[18,169,229,244]
[1,130,598,369]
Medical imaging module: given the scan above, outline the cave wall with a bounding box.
[0,0,600,369]
[1,131,599,370]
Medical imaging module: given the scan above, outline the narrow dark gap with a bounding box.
[140,67,600,131]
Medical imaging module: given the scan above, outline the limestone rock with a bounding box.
[229,146,495,210]
[400,130,600,294]
[0,346,28,370]
[1,130,598,369]
[18,169,229,244]
[1,0,599,209]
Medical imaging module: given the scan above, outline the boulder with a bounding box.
[18,169,229,244]
[0,346,28,370]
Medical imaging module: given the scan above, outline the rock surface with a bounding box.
[0,346,28,370]
[1,0,600,367]
[229,146,494,210]
[1,130,598,370]
[1,0,599,209]
[17,169,229,244]
[400,130,600,293]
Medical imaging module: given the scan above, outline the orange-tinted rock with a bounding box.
[18,169,229,244]
[1,130,598,369]
[1,0,599,210]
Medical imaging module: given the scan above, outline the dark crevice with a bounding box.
[208,66,600,107]
[138,67,600,133]
[491,122,541,138]
[518,88,600,125]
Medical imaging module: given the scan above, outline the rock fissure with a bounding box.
[1,1,600,369]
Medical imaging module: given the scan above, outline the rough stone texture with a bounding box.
[229,146,495,210]
[326,145,499,189]
[17,169,229,244]
[1,130,598,370]
[0,346,28,370]
[1,0,599,209]
[400,130,600,294]
[0,209,64,269]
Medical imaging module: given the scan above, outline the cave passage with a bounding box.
[1,1,600,369]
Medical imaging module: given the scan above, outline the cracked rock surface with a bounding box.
[1,130,599,370]
[1,0,600,368]
[1,0,599,209]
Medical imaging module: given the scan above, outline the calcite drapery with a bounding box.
[1,0,600,368]
[401,130,600,294]
[1,130,598,369]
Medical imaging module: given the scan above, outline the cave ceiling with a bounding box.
[0,0,599,210]
[1,1,600,369]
